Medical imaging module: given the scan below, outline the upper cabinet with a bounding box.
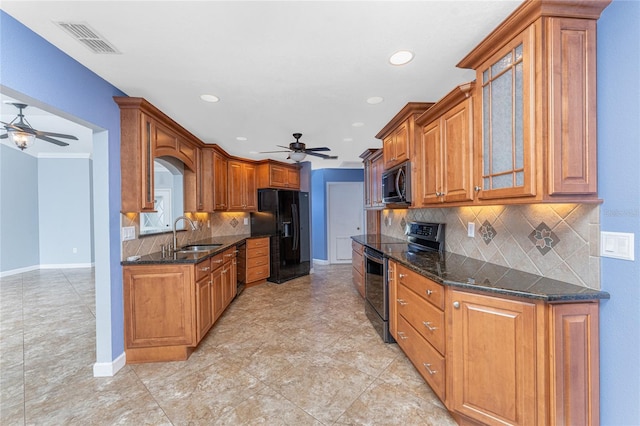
[256,161,300,190]
[416,83,475,206]
[376,102,434,171]
[212,150,228,211]
[457,0,609,204]
[360,148,384,209]
[228,159,257,212]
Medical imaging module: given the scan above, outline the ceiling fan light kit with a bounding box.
[1,102,78,151]
[289,151,307,162]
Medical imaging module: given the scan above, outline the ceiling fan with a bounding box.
[1,102,78,150]
[260,133,338,162]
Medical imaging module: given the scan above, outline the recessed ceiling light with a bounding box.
[389,50,414,66]
[352,122,364,128]
[343,138,353,142]
[236,136,247,141]
[366,96,384,105]
[200,94,220,103]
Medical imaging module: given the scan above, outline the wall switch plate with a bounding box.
[601,231,634,261]
[244,218,249,225]
[467,222,475,237]
[121,226,135,241]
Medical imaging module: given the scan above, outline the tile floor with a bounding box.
[1,264,457,425]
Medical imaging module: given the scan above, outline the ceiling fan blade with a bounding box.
[1,121,30,133]
[0,134,8,139]
[303,147,331,152]
[259,150,291,154]
[305,151,338,159]
[34,130,78,140]
[36,134,69,147]
[276,145,291,149]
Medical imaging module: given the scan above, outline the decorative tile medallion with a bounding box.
[528,222,559,255]
[480,220,496,245]
[229,217,239,228]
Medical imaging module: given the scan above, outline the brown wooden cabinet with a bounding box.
[212,150,228,211]
[257,161,300,190]
[351,241,365,298]
[238,237,270,286]
[457,0,607,204]
[360,149,384,209]
[416,83,475,206]
[376,102,433,173]
[228,160,257,211]
[195,258,214,342]
[222,247,238,312]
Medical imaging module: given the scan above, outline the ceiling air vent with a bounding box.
[55,22,120,54]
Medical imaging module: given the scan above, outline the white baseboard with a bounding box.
[1,263,95,278]
[93,352,126,377]
[40,263,95,269]
[313,258,330,266]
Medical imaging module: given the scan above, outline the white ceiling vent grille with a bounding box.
[55,22,120,54]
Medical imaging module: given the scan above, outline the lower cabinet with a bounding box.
[123,246,240,364]
[238,237,270,286]
[389,265,601,426]
[351,241,364,298]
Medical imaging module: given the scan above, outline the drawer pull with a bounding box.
[399,273,407,279]
[397,299,408,306]
[212,259,223,264]
[422,321,437,331]
[423,363,437,375]
[199,266,210,272]
[397,331,408,340]
[426,289,433,296]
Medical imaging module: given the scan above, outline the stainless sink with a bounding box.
[177,244,223,253]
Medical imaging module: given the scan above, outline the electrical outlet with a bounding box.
[601,231,635,260]
[72,248,77,254]
[244,218,249,225]
[467,222,475,237]
[121,226,135,241]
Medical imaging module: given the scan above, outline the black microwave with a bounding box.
[382,161,411,204]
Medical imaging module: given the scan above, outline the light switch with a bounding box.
[121,226,136,241]
[600,231,635,261]
[467,222,475,238]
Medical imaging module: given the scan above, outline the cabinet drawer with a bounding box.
[397,282,445,354]
[352,268,364,298]
[247,256,269,268]
[352,249,364,275]
[223,247,237,260]
[195,259,211,281]
[247,265,270,282]
[397,315,446,401]
[209,253,224,269]
[352,241,364,255]
[247,237,269,249]
[248,247,269,259]
[396,264,444,310]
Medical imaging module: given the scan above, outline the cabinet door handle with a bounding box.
[474,186,481,192]
[399,273,407,279]
[453,301,460,309]
[397,299,408,306]
[426,289,433,296]
[423,363,437,375]
[422,321,437,331]
[397,331,407,340]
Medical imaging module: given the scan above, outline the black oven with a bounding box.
[363,246,394,343]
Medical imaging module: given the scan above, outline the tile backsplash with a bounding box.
[121,212,250,260]
[381,204,600,289]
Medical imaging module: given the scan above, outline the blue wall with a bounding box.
[0,145,40,271]
[38,158,94,265]
[1,11,126,362]
[310,168,364,260]
[597,1,640,424]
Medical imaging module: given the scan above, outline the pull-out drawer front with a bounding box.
[352,240,364,255]
[247,237,269,249]
[352,267,364,298]
[247,255,269,268]
[247,265,269,282]
[195,258,211,281]
[248,247,269,259]
[396,264,444,310]
[397,315,446,401]
[397,282,445,354]
[209,252,224,269]
[352,248,364,275]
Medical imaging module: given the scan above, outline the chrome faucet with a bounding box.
[173,215,197,251]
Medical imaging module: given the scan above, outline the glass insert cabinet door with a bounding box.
[477,29,536,199]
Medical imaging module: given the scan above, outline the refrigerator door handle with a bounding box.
[292,203,299,251]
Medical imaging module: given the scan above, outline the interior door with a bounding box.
[328,182,364,264]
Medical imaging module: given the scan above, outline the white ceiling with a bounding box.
[1,1,520,167]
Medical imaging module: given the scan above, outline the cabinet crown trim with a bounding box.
[375,102,434,139]
[457,0,611,69]
[416,82,475,126]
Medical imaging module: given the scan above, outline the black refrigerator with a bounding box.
[250,189,310,283]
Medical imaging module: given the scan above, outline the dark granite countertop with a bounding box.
[351,234,610,302]
[121,234,260,265]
